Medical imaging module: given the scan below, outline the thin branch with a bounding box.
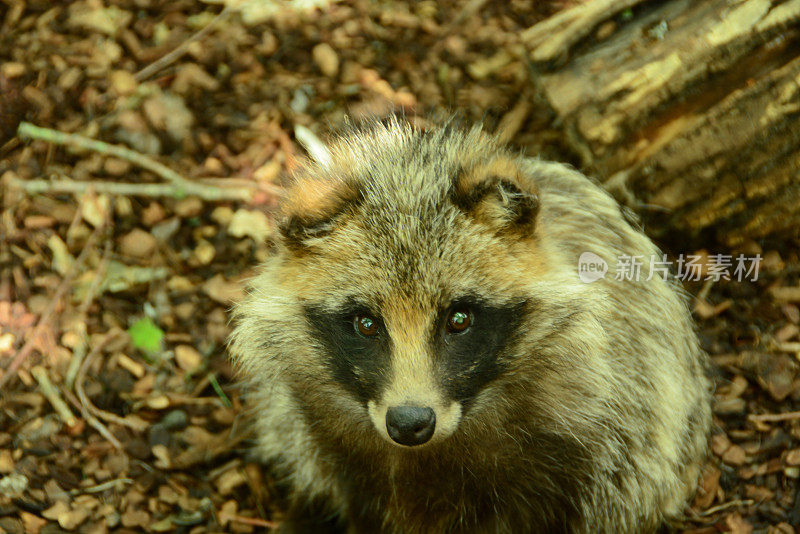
[748,410,800,423]
[15,122,254,201]
[64,324,87,391]
[31,366,78,427]
[0,222,102,390]
[135,6,232,82]
[18,122,185,189]
[0,137,19,158]
[11,178,184,198]
[62,386,123,450]
[75,332,148,432]
[66,238,111,389]
[695,499,754,517]
[221,515,279,529]
[74,478,133,495]
[440,0,489,36]
[9,177,254,201]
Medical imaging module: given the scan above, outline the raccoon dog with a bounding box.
[229,118,711,533]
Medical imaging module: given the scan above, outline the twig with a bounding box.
[74,332,148,432]
[221,514,279,529]
[0,222,102,390]
[9,177,260,201]
[748,410,800,423]
[776,341,800,354]
[64,188,87,247]
[0,137,19,158]
[494,92,532,145]
[19,122,186,188]
[74,478,133,494]
[15,122,254,201]
[64,322,89,389]
[128,392,226,409]
[695,499,754,516]
[171,423,253,469]
[190,372,212,397]
[62,386,123,450]
[440,0,489,36]
[64,324,87,390]
[66,239,112,389]
[31,366,78,427]
[695,277,715,303]
[11,179,187,198]
[135,6,232,82]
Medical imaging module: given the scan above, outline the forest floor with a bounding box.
[0,1,799,533]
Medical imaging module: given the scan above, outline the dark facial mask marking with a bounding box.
[433,296,527,404]
[305,302,391,402]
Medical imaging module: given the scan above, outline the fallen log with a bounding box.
[523,0,800,247]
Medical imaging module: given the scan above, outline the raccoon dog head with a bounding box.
[232,118,551,449]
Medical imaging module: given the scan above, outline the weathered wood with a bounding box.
[524,0,800,247]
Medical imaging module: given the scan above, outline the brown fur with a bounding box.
[229,118,711,533]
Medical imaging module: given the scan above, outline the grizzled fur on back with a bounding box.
[229,118,711,534]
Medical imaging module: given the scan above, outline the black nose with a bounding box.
[385,406,436,446]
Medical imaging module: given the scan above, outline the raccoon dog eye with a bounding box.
[354,315,379,337]
[446,309,472,334]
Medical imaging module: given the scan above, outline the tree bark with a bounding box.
[522,0,800,247]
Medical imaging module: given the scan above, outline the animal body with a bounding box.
[228,118,711,533]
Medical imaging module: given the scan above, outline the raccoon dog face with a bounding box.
[234,119,553,450]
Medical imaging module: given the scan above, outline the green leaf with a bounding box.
[128,317,164,353]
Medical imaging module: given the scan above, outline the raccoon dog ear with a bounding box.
[278,175,361,247]
[451,157,540,235]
